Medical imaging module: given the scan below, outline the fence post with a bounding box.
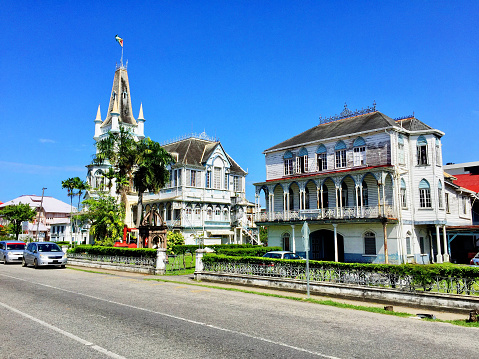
[195,249,207,273]
[156,248,167,275]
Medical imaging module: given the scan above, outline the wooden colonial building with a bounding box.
[254,104,476,264]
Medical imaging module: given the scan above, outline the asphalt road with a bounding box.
[0,264,477,359]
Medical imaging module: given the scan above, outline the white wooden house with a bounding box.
[254,104,476,264]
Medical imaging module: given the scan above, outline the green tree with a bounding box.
[0,203,37,240]
[166,231,185,253]
[62,177,77,245]
[73,177,89,211]
[259,226,268,246]
[78,194,125,246]
[93,126,137,209]
[133,137,174,230]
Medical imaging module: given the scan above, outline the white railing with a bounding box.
[257,205,395,222]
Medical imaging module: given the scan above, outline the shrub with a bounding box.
[215,246,282,257]
[67,245,157,258]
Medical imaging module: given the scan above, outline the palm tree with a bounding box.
[93,126,137,209]
[104,167,116,193]
[73,177,89,211]
[133,138,174,235]
[61,177,76,245]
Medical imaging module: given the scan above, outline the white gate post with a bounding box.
[195,249,207,273]
[156,248,167,275]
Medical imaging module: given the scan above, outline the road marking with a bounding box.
[0,301,126,359]
[1,273,341,359]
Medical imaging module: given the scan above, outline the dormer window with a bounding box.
[316,144,327,171]
[416,136,428,165]
[296,148,308,174]
[284,151,294,176]
[335,141,347,168]
[353,137,366,166]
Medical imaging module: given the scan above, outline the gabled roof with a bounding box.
[101,67,137,128]
[395,117,432,131]
[0,195,75,213]
[163,137,246,175]
[264,111,398,152]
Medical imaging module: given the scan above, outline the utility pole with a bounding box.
[35,187,46,242]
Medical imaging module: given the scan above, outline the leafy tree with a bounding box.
[133,137,174,230]
[93,126,137,209]
[73,177,89,211]
[104,167,116,192]
[166,231,185,253]
[0,203,37,240]
[78,194,125,246]
[259,226,268,246]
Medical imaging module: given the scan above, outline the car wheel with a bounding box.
[22,258,27,267]
[60,264,65,269]
[34,259,39,269]
[3,258,7,265]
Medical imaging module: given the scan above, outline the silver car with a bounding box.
[0,240,26,264]
[22,242,67,268]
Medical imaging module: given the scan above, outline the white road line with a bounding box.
[1,273,341,359]
[0,301,126,359]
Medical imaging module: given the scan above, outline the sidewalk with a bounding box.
[67,265,469,321]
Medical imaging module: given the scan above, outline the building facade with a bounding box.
[254,104,475,264]
[86,63,255,246]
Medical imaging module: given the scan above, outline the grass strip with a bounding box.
[67,266,115,275]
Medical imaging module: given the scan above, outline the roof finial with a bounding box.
[95,104,102,122]
[138,103,144,120]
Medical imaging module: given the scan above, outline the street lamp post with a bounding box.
[35,188,46,242]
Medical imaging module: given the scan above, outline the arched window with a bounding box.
[341,182,348,207]
[195,205,201,220]
[215,206,221,218]
[284,151,294,176]
[282,233,291,251]
[398,134,405,165]
[400,178,407,209]
[223,208,229,221]
[419,179,431,208]
[296,147,309,174]
[185,205,192,220]
[316,144,327,171]
[335,141,347,168]
[207,206,213,220]
[362,181,368,206]
[353,137,366,166]
[438,180,443,208]
[417,135,428,165]
[364,231,376,255]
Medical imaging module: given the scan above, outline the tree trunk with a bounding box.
[136,191,143,248]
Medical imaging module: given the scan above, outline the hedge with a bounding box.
[170,244,259,255]
[202,254,479,287]
[215,246,282,257]
[67,245,157,258]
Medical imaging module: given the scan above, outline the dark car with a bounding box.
[22,242,67,268]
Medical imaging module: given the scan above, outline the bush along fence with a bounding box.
[198,254,479,297]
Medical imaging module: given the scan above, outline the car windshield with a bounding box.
[263,253,282,259]
[6,243,25,250]
[37,243,62,252]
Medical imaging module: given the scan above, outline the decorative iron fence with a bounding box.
[68,253,155,268]
[203,262,479,296]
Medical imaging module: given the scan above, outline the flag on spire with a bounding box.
[115,34,123,47]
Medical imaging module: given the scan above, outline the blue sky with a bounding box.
[1,1,478,205]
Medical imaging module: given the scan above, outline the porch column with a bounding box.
[359,184,364,217]
[435,224,443,263]
[338,187,343,218]
[377,184,382,216]
[333,223,338,262]
[442,225,449,262]
[335,186,339,217]
[286,192,290,220]
[283,191,287,218]
[355,185,359,217]
[291,225,296,253]
[316,188,320,210]
[383,222,388,264]
[382,183,386,216]
[320,186,324,219]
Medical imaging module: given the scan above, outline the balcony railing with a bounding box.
[257,205,395,222]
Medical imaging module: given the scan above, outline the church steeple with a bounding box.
[101,66,137,128]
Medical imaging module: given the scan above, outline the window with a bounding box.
[445,193,450,213]
[335,141,347,168]
[362,181,368,206]
[398,134,405,165]
[195,206,201,220]
[400,179,407,209]
[177,169,182,186]
[296,148,308,173]
[438,180,443,208]
[215,206,221,218]
[186,206,192,219]
[282,233,291,251]
[435,137,441,166]
[419,237,425,254]
[416,135,428,165]
[284,151,294,176]
[207,207,213,220]
[316,145,327,171]
[304,187,310,210]
[353,137,366,166]
[462,196,468,215]
[419,179,431,208]
[406,236,412,255]
[364,231,376,255]
[214,167,221,189]
[289,188,294,210]
[188,170,198,187]
[233,176,242,192]
[341,182,348,207]
[224,173,229,189]
[206,171,211,188]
